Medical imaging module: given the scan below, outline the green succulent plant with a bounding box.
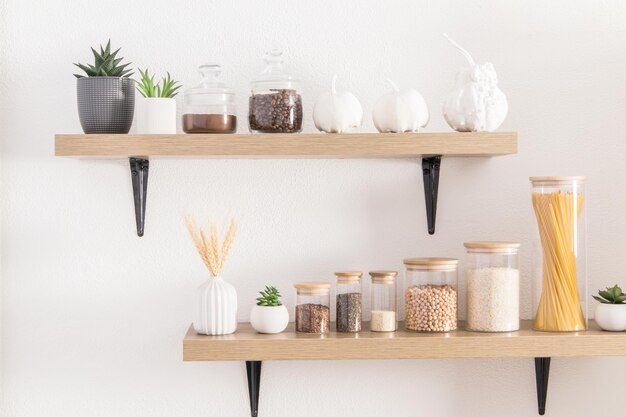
[73,39,133,78]
[256,286,282,307]
[136,68,181,98]
[593,285,626,304]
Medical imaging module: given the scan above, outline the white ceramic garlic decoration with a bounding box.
[313,75,363,133]
[193,276,238,335]
[373,80,429,133]
[442,34,508,132]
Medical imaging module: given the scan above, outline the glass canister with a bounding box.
[464,242,521,332]
[182,64,237,133]
[403,258,458,332]
[530,176,587,332]
[369,271,398,332]
[335,271,362,332]
[249,50,303,133]
[294,282,331,334]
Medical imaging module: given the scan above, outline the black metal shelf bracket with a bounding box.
[129,157,149,237]
[246,361,262,417]
[535,357,551,415]
[422,155,442,235]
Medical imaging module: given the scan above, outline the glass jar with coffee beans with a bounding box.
[335,271,363,333]
[249,50,303,133]
[182,64,237,134]
[294,282,331,334]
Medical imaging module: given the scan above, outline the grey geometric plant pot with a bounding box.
[77,77,135,134]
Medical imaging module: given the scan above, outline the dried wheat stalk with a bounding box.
[185,216,236,277]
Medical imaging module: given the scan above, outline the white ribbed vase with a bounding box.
[193,276,238,335]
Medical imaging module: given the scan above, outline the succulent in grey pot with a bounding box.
[74,40,135,134]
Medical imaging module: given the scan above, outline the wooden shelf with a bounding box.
[55,132,517,159]
[183,320,626,361]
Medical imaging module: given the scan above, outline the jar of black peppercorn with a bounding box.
[335,271,363,333]
[249,50,303,133]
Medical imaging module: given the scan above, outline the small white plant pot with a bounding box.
[250,305,289,334]
[594,303,626,332]
[134,97,177,134]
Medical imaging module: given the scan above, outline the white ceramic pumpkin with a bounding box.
[442,34,508,132]
[373,79,429,133]
[313,75,363,133]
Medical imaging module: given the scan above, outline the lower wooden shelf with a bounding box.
[183,321,621,416]
[183,320,625,361]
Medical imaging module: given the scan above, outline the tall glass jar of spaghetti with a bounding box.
[530,176,587,332]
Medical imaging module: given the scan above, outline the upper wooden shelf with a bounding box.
[183,320,626,361]
[55,132,517,159]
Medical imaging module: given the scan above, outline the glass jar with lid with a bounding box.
[369,271,398,332]
[294,282,330,334]
[182,63,237,133]
[403,258,458,332]
[249,50,302,133]
[335,271,362,333]
[530,176,587,332]
[464,242,520,332]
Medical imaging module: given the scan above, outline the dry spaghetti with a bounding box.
[532,191,585,331]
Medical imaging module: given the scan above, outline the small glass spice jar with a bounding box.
[403,258,459,332]
[335,271,363,332]
[464,242,521,332]
[182,63,237,133]
[249,50,303,133]
[369,271,398,332]
[294,282,331,334]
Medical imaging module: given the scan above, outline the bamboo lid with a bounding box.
[369,270,398,277]
[403,257,458,271]
[334,271,363,281]
[293,282,331,290]
[370,271,398,284]
[464,241,521,249]
[529,176,586,183]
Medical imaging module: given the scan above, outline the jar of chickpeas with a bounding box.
[403,258,459,332]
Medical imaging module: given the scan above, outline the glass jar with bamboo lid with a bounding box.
[530,176,587,332]
[464,241,520,332]
[403,258,459,332]
[294,282,331,334]
[335,271,363,333]
[369,271,398,332]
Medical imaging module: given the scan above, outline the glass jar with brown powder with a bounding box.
[182,64,237,133]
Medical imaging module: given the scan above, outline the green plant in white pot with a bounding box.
[593,285,626,331]
[135,69,181,134]
[74,40,135,133]
[250,286,289,334]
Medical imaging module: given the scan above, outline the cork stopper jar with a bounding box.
[294,282,330,334]
[249,50,303,133]
[403,258,459,332]
[183,64,237,133]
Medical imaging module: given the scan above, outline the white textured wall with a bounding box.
[2,1,626,416]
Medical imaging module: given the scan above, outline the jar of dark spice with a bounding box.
[182,64,237,133]
[335,271,363,333]
[249,50,302,133]
[294,282,330,334]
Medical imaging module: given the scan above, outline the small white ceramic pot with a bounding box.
[134,97,177,133]
[595,303,626,331]
[250,305,289,334]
